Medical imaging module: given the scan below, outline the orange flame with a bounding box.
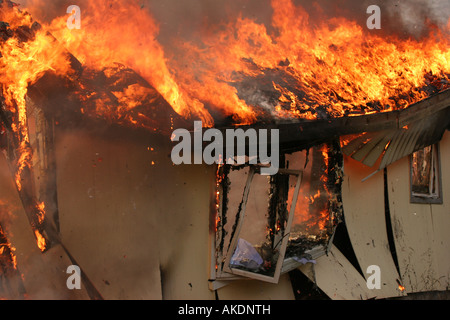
[395,279,406,292]
[287,145,333,235]
[0,4,63,253]
[11,0,450,128]
[33,202,48,252]
[36,201,45,224]
[0,223,17,270]
[165,0,449,123]
[1,4,71,193]
[42,0,214,126]
[33,229,47,252]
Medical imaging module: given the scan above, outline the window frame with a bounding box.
[210,143,343,289]
[410,144,443,204]
[222,166,303,284]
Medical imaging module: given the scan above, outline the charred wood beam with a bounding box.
[0,10,104,299]
[0,97,12,133]
[27,64,190,137]
[342,100,450,173]
[282,89,450,151]
[188,89,450,164]
[0,99,53,252]
[31,107,61,234]
[212,89,450,156]
[59,243,104,300]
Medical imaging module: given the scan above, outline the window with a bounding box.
[410,144,442,204]
[210,142,343,287]
[222,166,302,283]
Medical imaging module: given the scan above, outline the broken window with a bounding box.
[221,166,302,283]
[284,143,343,261]
[211,142,343,286]
[410,144,442,204]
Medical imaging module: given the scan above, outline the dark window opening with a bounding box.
[384,168,401,278]
[212,141,344,284]
[289,268,330,300]
[410,144,442,204]
[332,220,364,278]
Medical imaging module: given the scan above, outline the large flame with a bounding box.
[0,4,66,252]
[12,0,450,127]
[42,0,214,126]
[169,0,449,122]
[0,223,17,271]
[0,203,18,273]
[285,144,335,238]
[1,0,446,250]
[0,6,70,190]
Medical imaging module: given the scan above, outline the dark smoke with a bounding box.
[14,0,450,45]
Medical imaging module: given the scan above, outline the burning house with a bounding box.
[0,0,449,300]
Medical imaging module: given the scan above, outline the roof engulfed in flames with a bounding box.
[0,1,447,255]
[1,0,449,129]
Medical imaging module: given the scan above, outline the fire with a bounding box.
[396,279,406,292]
[30,202,49,252]
[0,4,66,181]
[165,0,449,123]
[36,201,45,224]
[0,223,17,270]
[214,164,224,232]
[41,0,214,126]
[0,4,60,253]
[287,144,334,236]
[33,229,47,252]
[309,190,321,203]
[6,0,448,128]
[1,0,442,248]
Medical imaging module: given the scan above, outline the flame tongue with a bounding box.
[43,0,214,126]
[0,223,17,271]
[15,0,450,128]
[0,4,61,252]
[166,0,450,124]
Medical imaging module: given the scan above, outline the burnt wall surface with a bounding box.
[53,125,215,299]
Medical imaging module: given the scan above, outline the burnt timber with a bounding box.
[216,89,450,170]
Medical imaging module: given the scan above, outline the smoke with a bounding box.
[388,0,450,35]
[13,0,449,44]
[366,0,450,37]
[288,0,450,38]
[14,0,78,22]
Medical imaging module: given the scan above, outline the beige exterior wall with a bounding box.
[54,126,216,299]
[0,152,89,300]
[387,130,450,292]
[2,121,449,299]
[341,156,404,298]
